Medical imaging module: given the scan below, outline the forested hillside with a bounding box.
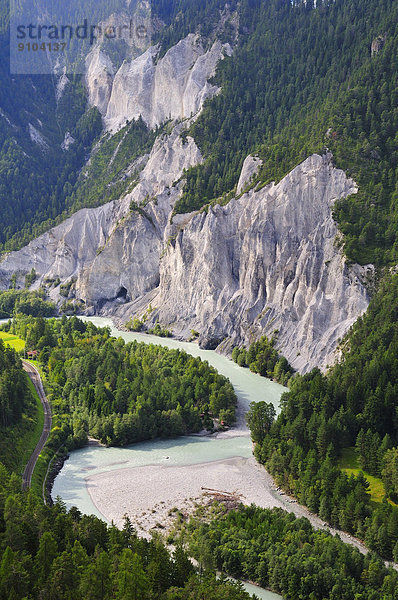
[183,505,398,600]
[0,0,232,252]
[0,0,158,251]
[250,272,398,560]
[175,0,398,266]
[0,340,35,473]
[0,0,102,249]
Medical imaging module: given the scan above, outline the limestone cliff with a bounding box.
[0,123,201,306]
[236,155,263,195]
[0,142,372,372]
[86,33,232,132]
[114,153,372,372]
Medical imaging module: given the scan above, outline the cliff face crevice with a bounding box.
[0,143,372,373]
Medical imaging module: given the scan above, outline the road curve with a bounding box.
[22,361,52,491]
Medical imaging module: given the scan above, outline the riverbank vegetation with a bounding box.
[248,272,398,560]
[5,316,237,450]
[0,313,249,600]
[232,336,294,386]
[126,317,173,338]
[181,504,398,600]
[0,289,56,319]
[0,317,249,600]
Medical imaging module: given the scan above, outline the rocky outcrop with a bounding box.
[371,34,386,56]
[0,123,202,306]
[56,73,69,101]
[236,155,263,195]
[86,33,232,132]
[83,1,152,115]
[0,202,115,294]
[85,48,115,116]
[28,123,49,150]
[61,132,75,151]
[0,147,372,373]
[126,153,371,372]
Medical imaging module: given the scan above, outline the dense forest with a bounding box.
[0,341,31,429]
[248,272,398,560]
[182,504,398,600]
[0,465,251,600]
[3,316,236,450]
[152,0,239,53]
[0,43,102,250]
[0,289,56,319]
[1,324,397,600]
[0,314,250,600]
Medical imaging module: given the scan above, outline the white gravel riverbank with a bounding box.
[86,452,375,561]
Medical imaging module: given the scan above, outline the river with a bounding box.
[52,317,286,599]
[80,317,286,432]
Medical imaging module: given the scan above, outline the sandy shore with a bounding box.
[87,456,262,533]
[86,453,373,559]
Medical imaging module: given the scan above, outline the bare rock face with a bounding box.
[85,48,115,116]
[28,123,49,150]
[0,202,115,294]
[113,154,372,372]
[236,155,263,194]
[84,0,153,118]
[86,33,232,131]
[0,148,371,373]
[79,126,202,307]
[0,123,202,307]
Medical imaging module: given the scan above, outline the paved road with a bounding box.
[22,361,52,491]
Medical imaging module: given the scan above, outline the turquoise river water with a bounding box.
[52,317,285,599]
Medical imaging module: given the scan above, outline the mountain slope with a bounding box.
[0,148,371,373]
[1,0,396,263]
[0,0,397,372]
[0,0,235,252]
[177,0,398,266]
